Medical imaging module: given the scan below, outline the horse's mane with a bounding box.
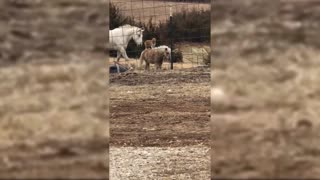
[155,45,170,49]
[154,45,171,52]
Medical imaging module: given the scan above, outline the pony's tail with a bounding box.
[139,50,145,68]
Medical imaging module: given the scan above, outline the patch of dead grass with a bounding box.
[0,60,108,147]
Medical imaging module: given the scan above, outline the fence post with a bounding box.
[169,4,173,70]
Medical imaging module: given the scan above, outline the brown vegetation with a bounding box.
[212,0,320,178]
[0,0,108,178]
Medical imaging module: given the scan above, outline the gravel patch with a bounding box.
[110,146,210,180]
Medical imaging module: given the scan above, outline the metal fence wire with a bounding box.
[109,0,210,71]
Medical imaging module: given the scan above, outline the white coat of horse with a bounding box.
[109,24,144,62]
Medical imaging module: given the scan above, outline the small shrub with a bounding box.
[169,8,210,43]
[172,49,183,63]
[109,2,136,30]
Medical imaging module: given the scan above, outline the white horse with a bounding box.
[109,24,144,62]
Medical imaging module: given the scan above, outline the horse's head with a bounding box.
[132,27,144,46]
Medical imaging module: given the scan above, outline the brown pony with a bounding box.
[139,48,170,70]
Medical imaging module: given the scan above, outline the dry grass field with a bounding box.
[212,0,320,178]
[110,69,211,179]
[0,0,108,178]
[0,60,108,178]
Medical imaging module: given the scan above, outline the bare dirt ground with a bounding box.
[212,0,320,178]
[110,69,210,147]
[0,0,108,178]
[110,68,210,178]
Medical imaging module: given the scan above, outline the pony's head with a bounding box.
[163,48,171,62]
[132,27,144,46]
[155,46,171,62]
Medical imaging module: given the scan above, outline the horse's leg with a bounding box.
[116,63,120,73]
[120,47,130,61]
[116,51,121,62]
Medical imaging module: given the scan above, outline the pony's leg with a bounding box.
[155,64,159,71]
[159,62,163,70]
[139,51,145,69]
[139,58,144,69]
[120,47,130,61]
[156,64,161,71]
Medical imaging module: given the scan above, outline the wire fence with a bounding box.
[109,0,210,71]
